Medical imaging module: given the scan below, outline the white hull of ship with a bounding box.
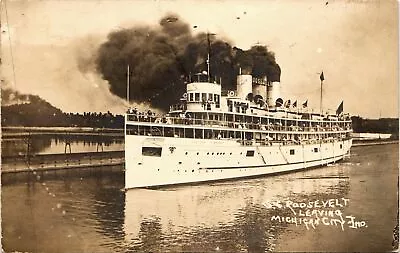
[125,136,352,189]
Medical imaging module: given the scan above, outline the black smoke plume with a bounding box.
[96,14,281,111]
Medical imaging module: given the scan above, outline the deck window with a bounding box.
[185,128,194,138]
[314,147,319,152]
[164,127,174,137]
[142,147,162,157]
[195,93,200,101]
[290,149,295,155]
[246,150,255,157]
[195,129,203,139]
[202,93,207,101]
[126,125,138,135]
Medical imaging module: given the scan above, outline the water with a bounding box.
[2,134,124,156]
[2,143,398,252]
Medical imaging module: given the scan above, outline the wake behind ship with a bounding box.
[124,70,352,189]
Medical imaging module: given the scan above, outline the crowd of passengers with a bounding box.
[126,108,351,132]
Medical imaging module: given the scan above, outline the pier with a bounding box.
[352,140,399,147]
[1,150,124,174]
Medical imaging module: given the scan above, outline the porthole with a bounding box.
[192,169,195,172]
[185,152,188,155]
[197,162,200,164]
[179,162,182,164]
[197,152,199,155]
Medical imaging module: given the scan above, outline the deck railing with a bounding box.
[126,114,352,133]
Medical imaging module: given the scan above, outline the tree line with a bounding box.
[351,116,398,137]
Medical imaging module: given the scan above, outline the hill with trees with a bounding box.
[1,89,123,128]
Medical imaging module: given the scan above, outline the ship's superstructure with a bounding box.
[124,72,352,189]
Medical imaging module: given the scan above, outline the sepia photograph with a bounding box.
[1,0,398,252]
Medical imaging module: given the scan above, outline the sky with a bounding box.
[1,0,398,118]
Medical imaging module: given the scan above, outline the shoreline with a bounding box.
[352,140,398,147]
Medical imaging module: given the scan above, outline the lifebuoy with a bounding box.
[182,93,188,99]
[228,91,235,97]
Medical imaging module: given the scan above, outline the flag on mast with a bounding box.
[302,100,308,108]
[336,101,344,115]
[292,100,297,107]
[320,71,325,81]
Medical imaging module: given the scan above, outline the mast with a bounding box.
[207,33,211,82]
[207,53,210,82]
[320,71,324,115]
[127,65,130,103]
[206,32,216,82]
[320,80,322,114]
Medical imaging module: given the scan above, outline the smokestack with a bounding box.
[237,74,252,100]
[252,76,267,102]
[267,81,281,108]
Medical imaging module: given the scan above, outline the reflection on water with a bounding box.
[2,134,124,156]
[1,144,398,252]
[124,170,350,252]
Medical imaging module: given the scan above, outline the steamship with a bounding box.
[125,71,352,189]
